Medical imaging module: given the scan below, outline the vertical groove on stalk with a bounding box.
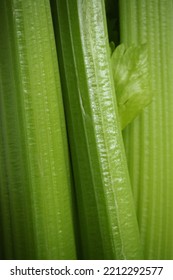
[119,0,173,259]
[0,0,76,259]
[54,0,142,259]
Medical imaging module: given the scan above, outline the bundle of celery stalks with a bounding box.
[0,0,173,260]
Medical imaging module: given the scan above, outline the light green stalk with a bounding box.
[0,0,76,259]
[119,0,173,259]
[52,0,142,259]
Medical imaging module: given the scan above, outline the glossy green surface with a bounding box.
[0,0,76,259]
[53,0,142,259]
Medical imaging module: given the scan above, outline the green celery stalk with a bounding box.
[119,0,173,259]
[52,0,142,259]
[0,0,76,259]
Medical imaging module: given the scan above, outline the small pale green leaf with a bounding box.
[111,43,153,129]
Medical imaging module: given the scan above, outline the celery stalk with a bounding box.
[119,0,173,259]
[0,0,76,259]
[52,0,142,259]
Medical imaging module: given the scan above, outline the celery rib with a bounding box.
[119,0,173,259]
[52,0,142,259]
[0,0,76,260]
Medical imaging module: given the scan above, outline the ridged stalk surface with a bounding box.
[52,0,142,259]
[0,0,76,259]
[119,0,173,259]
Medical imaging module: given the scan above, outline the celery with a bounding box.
[52,0,142,259]
[0,0,76,259]
[111,43,153,129]
[119,0,173,259]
